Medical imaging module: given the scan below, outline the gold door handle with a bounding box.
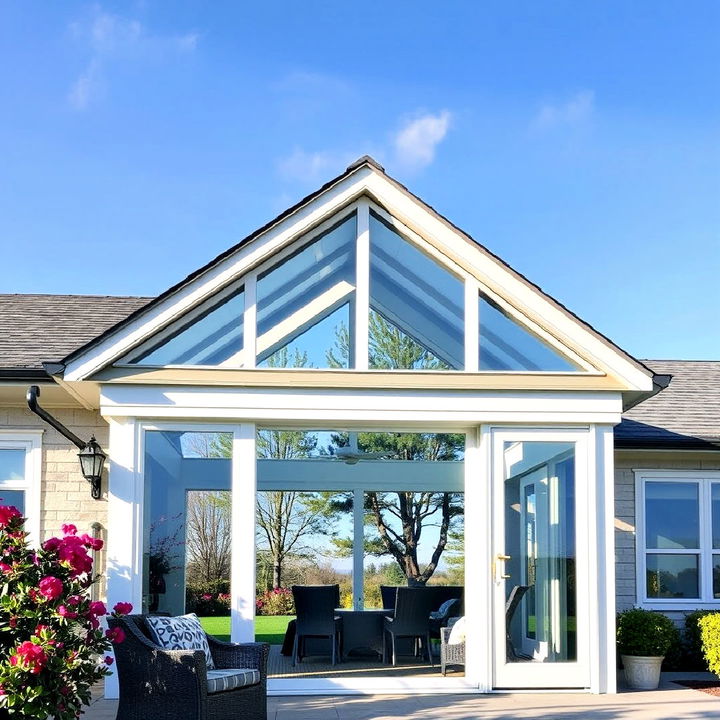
[494,554,512,581]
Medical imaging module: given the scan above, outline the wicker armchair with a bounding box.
[108,615,269,720]
[440,623,465,675]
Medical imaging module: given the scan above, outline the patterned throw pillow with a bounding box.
[146,613,215,669]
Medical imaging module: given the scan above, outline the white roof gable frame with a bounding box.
[61,157,654,393]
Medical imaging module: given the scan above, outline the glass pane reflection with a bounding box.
[645,482,699,549]
[369,212,463,370]
[646,554,699,599]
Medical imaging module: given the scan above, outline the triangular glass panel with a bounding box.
[369,211,464,370]
[479,293,580,371]
[368,309,450,370]
[256,213,356,368]
[258,303,352,369]
[131,288,244,366]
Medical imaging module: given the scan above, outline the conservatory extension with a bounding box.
[54,157,657,696]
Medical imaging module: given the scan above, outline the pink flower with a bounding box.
[89,601,107,617]
[62,524,77,536]
[105,626,125,644]
[0,505,21,528]
[89,616,100,630]
[38,576,63,600]
[202,593,213,601]
[58,605,78,619]
[80,533,104,551]
[112,602,132,616]
[57,536,93,577]
[0,563,12,573]
[42,537,61,551]
[104,656,114,666]
[66,595,81,606]
[10,641,47,674]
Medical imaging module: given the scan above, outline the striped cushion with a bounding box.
[206,668,260,694]
[145,613,215,669]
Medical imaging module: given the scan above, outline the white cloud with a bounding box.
[68,58,101,111]
[277,148,359,183]
[534,91,595,130]
[67,6,198,110]
[393,110,452,171]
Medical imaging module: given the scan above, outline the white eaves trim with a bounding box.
[63,163,653,392]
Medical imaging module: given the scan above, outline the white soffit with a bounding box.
[63,162,653,392]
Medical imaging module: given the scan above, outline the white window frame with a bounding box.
[0,430,43,546]
[635,469,720,610]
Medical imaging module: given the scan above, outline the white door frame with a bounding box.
[483,426,615,692]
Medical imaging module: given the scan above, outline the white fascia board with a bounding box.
[100,385,623,426]
[363,173,654,393]
[63,169,374,382]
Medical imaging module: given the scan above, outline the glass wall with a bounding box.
[143,430,232,616]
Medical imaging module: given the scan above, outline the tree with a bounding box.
[185,491,231,585]
[327,310,449,370]
[331,431,465,586]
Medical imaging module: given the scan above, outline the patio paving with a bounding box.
[81,673,720,719]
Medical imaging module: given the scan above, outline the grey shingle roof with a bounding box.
[0,294,152,372]
[616,360,720,449]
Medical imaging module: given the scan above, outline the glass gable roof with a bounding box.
[123,203,587,374]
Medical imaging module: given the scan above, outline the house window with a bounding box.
[0,433,42,545]
[637,471,720,605]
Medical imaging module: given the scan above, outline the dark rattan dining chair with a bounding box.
[383,587,437,667]
[291,584,343,666]
[108,614,269,720]
[380,585,398,610]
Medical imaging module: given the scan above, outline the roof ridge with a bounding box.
[0,293,154,300]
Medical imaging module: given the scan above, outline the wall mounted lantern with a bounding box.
[27,385,106,500]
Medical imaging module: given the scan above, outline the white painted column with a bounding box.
[104,417,140,699]
[231,423,257,642]
[353,488,365,610]
[594,424,617,693]
[463,426,491,691]
[354,199,370,370]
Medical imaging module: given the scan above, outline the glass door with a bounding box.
[491,430,589,688]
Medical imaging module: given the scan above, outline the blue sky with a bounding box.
[0,2,718,360]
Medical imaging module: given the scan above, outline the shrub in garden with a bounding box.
[680,610,715,670]
[698,613,720,676]
[616,607,679,658]
[255,587,294,616]
[186,580,231,616]
[0,505,132,719]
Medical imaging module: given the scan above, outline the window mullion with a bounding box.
[244,274,257,369]
[701,480,713,601]
[354,199,370,370]
[465,282,479,372]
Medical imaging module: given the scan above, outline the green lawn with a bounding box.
[199,615,294,645]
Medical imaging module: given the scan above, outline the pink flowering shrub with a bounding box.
[255,587,295,616]
[0,508,132,719]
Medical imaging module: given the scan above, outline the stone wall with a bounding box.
[614,449,720,620]
[1,405,108,583]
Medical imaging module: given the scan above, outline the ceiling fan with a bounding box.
[314,433,394,465]
[326,446,392,465]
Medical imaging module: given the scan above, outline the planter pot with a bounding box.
[621,654,664,690]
